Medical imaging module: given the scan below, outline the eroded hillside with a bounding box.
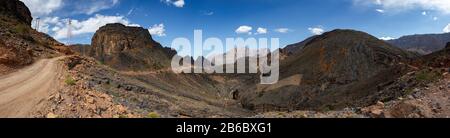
[0,0,70,75]
[1,0,449,118]
[238,29,419,111]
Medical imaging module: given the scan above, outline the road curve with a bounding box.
[0,57,63,118]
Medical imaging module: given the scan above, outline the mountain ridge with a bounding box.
[238,29,418,111]
[388,32,450,54]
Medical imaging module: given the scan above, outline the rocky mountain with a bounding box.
[90,23,176,71]
[0,0,67,74]
[388,33,450,54]
[358,42,450,118]
[283,35,318,55]
[2,0,449,118]
[67,24,251,117]
[0,0,32,25]
[238,29,418,111]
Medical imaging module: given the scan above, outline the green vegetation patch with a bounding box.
[415,70,441,83]
[65,75,77,86]
[13,23,30,35]
[146,112,161,118]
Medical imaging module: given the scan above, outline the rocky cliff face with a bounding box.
[0,0,33,68]
[0,0,32,25]
[90,23,176,71]
[0,0,63,74]
[239,29,417,111]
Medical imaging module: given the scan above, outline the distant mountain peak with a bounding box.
[388,32,450,54]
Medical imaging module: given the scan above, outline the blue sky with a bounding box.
[21,0,450,56]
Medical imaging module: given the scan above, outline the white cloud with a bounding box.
[127,8,134,16]
[52,26,60,32]
[235,25,253,35]
[173,0,185,7]
[43,17,61,24]
[21,0,120,16]
[162,0,185,8]
[444,24,450,33]
[42,17,61,33]
[308,27,325,35]
[51,14,138,40]
[20,0,63,17]
[274,28,291,33]
[78,0,120,15]
[422,11,427,15]
[31,17,63,33]
[204,11,214,16]
[433,17,438,20]
[379,36,395,40]
[376,9,385,13]
[148,24,166,37]
[255,27,268,35]
[354,0,450,14]
[200,10,214,16]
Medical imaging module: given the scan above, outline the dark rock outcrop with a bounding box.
[90,23,176,71]
[239,29,417,111]
[0,0,32,25]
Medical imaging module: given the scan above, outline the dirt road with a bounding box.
[0,57,63,117]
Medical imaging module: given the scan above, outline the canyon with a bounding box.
[1,0,449,118]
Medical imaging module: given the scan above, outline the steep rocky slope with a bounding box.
[0,0,99,118]
[360,44,450,118]
[55,55,251,117]
[2,0,448,118]
[62,23,253,117]
[32,56,141,118]
[0,0,69,75]
[90,23,176,71]
[238,29,418,111]
[254,40,450,118]
[411,42,450,68]
[283,35,318,55]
